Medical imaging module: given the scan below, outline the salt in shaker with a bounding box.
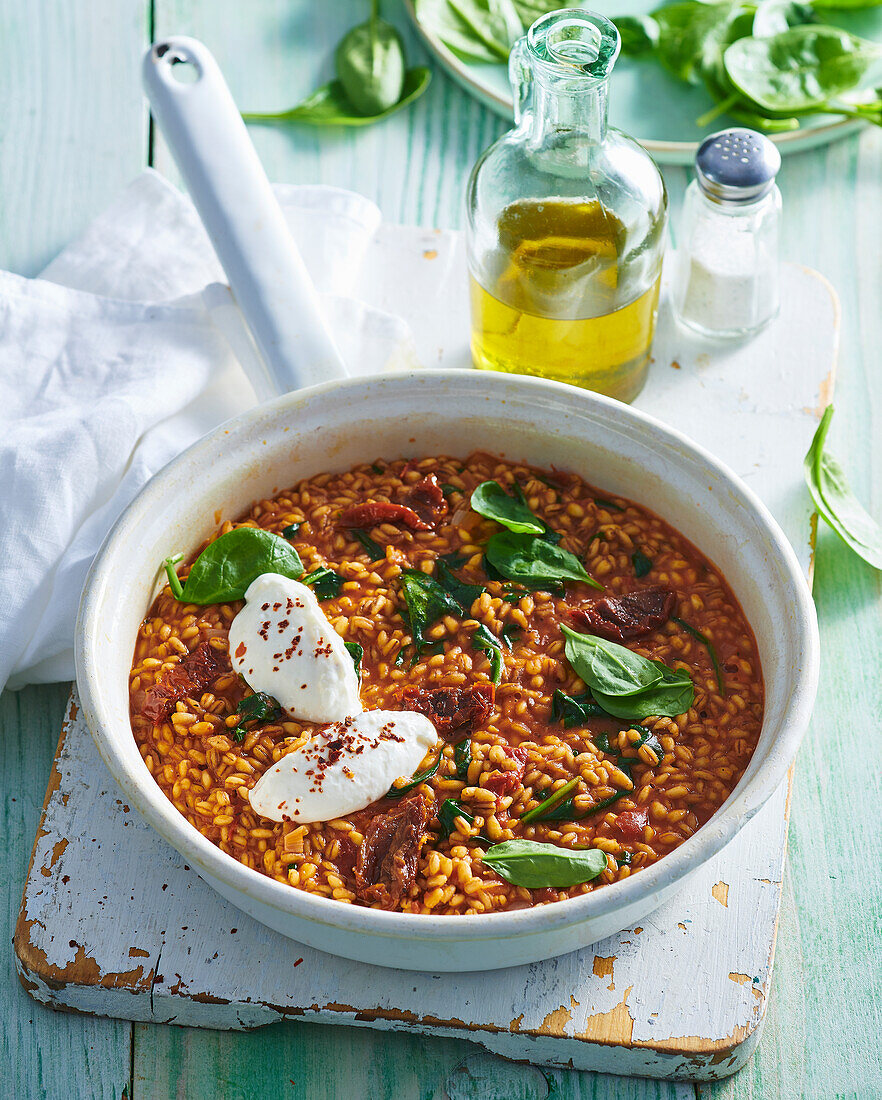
[673,128,782,338]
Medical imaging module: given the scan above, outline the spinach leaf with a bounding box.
[672,616,726,694]
[470,480,545,535]
[335,2,405,116]
[632,549,653,578]
[350,527,385,561]
[631,726,665,761]
[454,738,472,780]
[652,0,751,84]
[519,778,580,824]
[483,840,607,887]
[509,481,562,544]
[724,26,882,113]
[617,851,633,867]
[231,691,281,742]
[563,627,694,720]
[435,559,485,611]
[344,641,363,678]
[301,567,344,600]
[438,798,478,836]
[439,550,469,570]
[486,532,603,590]
[399,569,462,650]
[386,752,442,798]
[550,689,607,727]
[753,0,814,38]
[472,623,504,685]
[500,623,521,648]
[803,405,882,568]
[281,522,301,539]
[414,0,523,64]
[167,528,304,605]
[243,67,431,128]
[616,14,662,54]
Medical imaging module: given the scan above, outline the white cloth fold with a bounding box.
[1,170,418,692]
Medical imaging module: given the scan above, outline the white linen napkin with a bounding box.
[0,169,418,693]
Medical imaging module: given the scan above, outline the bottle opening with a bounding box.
[528,9,620,79]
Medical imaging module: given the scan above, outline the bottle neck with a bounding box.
[527,73,609,149]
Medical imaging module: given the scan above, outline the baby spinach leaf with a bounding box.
[335,3,405,116]
[281,522,301,539]
[483,840,608,887]
[653,0,752,84]
[438,798,479,836]
[672,616,726,694]
[169,528,304,605]
[563,627,694,720]
[243,67,431,128]
[632,549,654,578]
[500,623,521,648]
[472,623,504,685]
[724,25,882,113]
[435,559,485,611]
[351,527,385,561]
[752,0,814,38]
[804,406,882,568]
[470,480,545,535]
[519,778,580,824]
[616,851,633,867]
[550,689,607,727]
[386,752,442,798]
[414,0,522,64]
[438,550,469,570]
[232,691,281,742]
[616,14,661,55]
[399,569,462,650]
[454,738,472,780]
[631,726,665,761]
[344,641,364,678]
[301,567,344,600]
[486,532,603,590]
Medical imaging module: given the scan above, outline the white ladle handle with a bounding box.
[143,37,348,395]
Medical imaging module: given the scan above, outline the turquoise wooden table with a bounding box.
[1,2,879,1097]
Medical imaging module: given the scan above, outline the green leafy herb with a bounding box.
[231,691,281,742]
[439,550,469,570]
[519,778,580,824]
[371,464,384,475]
[394,647,407,667]
[803,405,882,569]
[281,522,301,540]
[594,497,624,512]
[630,726,665,762]
[438,797,478,837]
[165,528,304,605]
[414,0,523,63]
[550,689,607,727]
[335,2,406,116]
[672,616,726,694]
[435,559,485,611]
[485,531,603,591]
[399,569,461,650]
[510,481,562,544]
[616,13,661,53]
[454,739,472,780]
[483,840,608,887]
[562,627,694,720]
[500,623,521,648]
[616,851,633,867]
[471,623,504,684]
[344,641,364,678]
[441,483,459,495]
[386,752,442,798]
[632,549,654,578]
[351,527,385,561]
[301,567,344,600]
[470,479,545,535]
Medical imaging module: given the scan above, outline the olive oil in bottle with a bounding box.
[465,10,667,403]
[469,198,662,403]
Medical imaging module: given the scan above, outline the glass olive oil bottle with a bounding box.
[466,11,667,403]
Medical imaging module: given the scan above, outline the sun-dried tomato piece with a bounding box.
[402,474,448,527]
[355,796,430,909]
[397,684,495,740]
[138,642,230,723]
[567,586,676,642]
[339,501,431,531]
[483,744,529,798]
[612,807,649,841]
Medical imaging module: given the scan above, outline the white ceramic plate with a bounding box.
[405,0,881,165]
[76,370,819,972]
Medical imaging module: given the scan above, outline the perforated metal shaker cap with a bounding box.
[695,128,781,204]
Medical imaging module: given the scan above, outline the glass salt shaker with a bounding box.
[673,128,782,339]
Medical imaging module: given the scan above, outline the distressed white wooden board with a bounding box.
[16,227,837,1081]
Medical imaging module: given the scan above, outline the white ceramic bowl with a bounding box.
[76,370,818,972]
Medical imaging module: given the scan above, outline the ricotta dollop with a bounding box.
[248,710,438,823]
[228,573,361,724]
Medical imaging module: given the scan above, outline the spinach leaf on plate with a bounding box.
[164,528,303,605]
[803,405,882,568]
[414,0,523,63]
[486,531,603,590]
[483,840,608,887]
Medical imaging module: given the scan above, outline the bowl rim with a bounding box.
[76,368,819,946]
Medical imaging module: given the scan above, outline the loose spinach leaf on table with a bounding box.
[483,840,608,887]
[335,1,406,115]
[562,627,694,720]
[485,531,603,590]
[470,480,545,535]
[163,528,303,605]
[399,569,462,650]
[803,405,882,568]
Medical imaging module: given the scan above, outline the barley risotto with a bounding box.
[129,452,764,914]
